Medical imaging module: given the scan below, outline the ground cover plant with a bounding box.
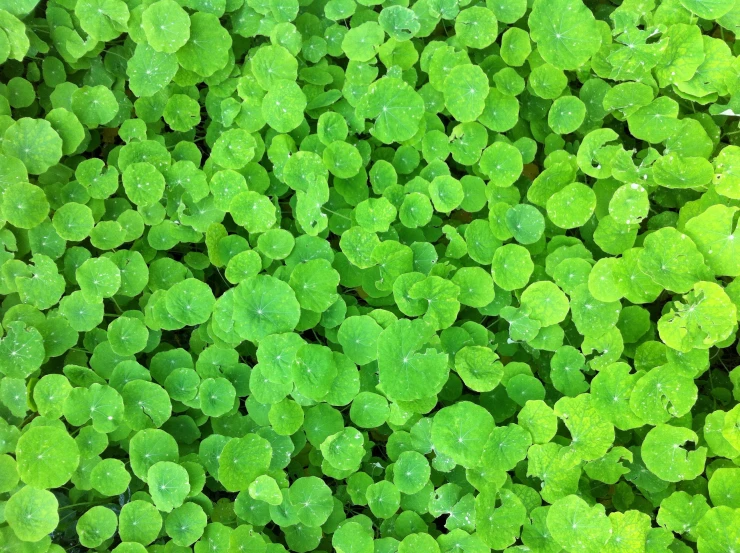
[4,0,740,552]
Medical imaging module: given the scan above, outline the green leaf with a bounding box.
[90,458,132,496]
[548,96,587,135]
[289,258,340,313]
[506,204,545,244]
[476,488,526,549]
[107,316,148,356]
[75,0,128,41]
[77,506,118,548]
[642,424,707,483]
[443,64,489,122]
[76,257,121,301]
[127,44,179,97]
[480,141,523,187]
[657,491,709,540]
[366,480,401,519]
[199,377,236,417]
[356,77,425,144]
[657,281,737,352]
[555,394,615,461]
[338,315,383,365]
[176,12,231,77]
[232,275,301,342]
[165,502,207,546]
[118,500,162,545]
[408,275,461,329]
[520,281,570,327]
[546,495,611,553]
[528,0,602,70]
[627,97,680,143]
[379,5,421,41]
[377,318,449,402]
[252,45,298,89]
[6,486,59,542]
[289,476,334,527]
[546,183,596,229]
[71,85,119,128]
[291,343,338,400]
[684,204,740,276]
[219,434,272,491]
[480,423,532,472]
[570,283,621,338]
[142,0,190,53]
[653,154,714,189]
[708,468,740,508]
[262,79,307,133]
[655,24,705,88]
[432,401,494,468]
[320,426,364,470]
[148,461,190,512]
[342,22,384,62]
[0,321,45,378]
[696,506,740,553]
[455,7,498,49]
[2,118,63,175]
[492,244,534,291]
[16,426,80,488]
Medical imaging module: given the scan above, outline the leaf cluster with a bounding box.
[2,1,740,553]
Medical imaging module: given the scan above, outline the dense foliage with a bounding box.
[3,0,740,552]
